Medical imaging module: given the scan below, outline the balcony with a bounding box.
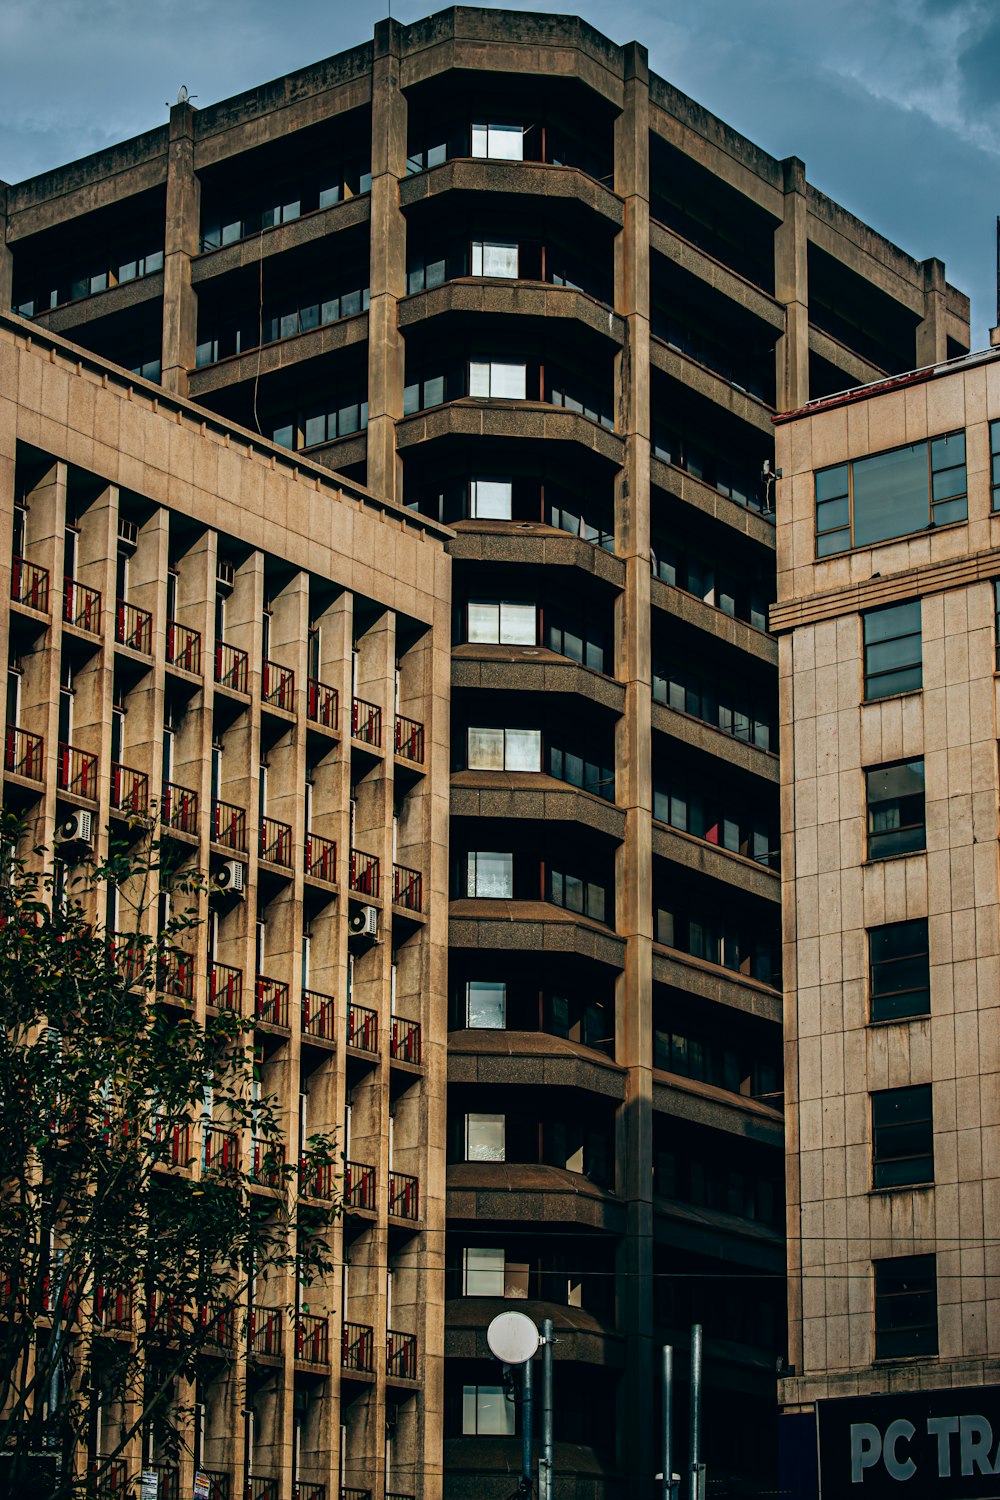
[166,620,202,674]
[152,1118,191,1168]
[349,847,380,898]
[387,1329,417,1380]
[57,742,97,799]
[211,798,247,851]
[341,1320,375,1373]
[215,639,248,693]
[249,1482,278,1500]
[255,974,290,1029]
[252,1138,286,1189]
[388,1170,419,1221]
[394,714,424,764]
[202,1124,239,1174]
[149,1468,179,1500]
[11,556,49,612]
[302,990,336,1041]
[110,762,148,814]
[305,831,337,883]
[294,1486,326,1500]
[260,816,292,867]
[250,1305,283,1358]
[392,864,422,912]
[263,660,295,712]
[346,1000,378,1053]
[90,1459,128,1499]
[345,1161,376,1212]
[208,960,243,1011]
[95,1285,132,1332]
[63,577,101,633]
[301,1157,337,1202]
[340,1491,371,1500]
[307,677,339,730]
[390,1017,421,1065]
[157,950,195,1003]
[148,1290,185,1340]
[4,726,43,781]
[110,930,145,988]
[351,696,381,746]
[199,1475,231,1500]
[295,1312,330,1366]
[115,599,152,654]
[198,1300,236,1350]
[162,780,198,834]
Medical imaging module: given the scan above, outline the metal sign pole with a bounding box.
[689,1324,703,1500]
[662,1344,674,1500]
[540,1317,554,1500]
[522,1355,534,1494]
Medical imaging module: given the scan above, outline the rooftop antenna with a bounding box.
[166,86,197,107]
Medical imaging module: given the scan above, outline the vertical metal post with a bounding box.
[689,1324,703,1500]
[540,1317,554,1500]
[662,1344,674,1500]
[522,1356,534,1493]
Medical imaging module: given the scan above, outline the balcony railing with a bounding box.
[341,1320,375,1372]
[260,816,292,867]
[162,780,198,834]
[149,1467,179,1500]
[57,742,97,799]
[263,660,295,712]
[351,696,381,746]
[115,599,152,654]
[166,620,202,674]
[387,1329,417,1380]
[302,990,336,1041]
[95,1285,132,1331]
[294,1486,326,1500]
[208,960,243,1012]
[248,1481,278,1500]
[110,762,149,814]
[249,1305,283,1358]
[344,1161,376,1212]
[339,1491,371,1500]
[4,726,43,781]
[215,639,248,693]
[295,1313,330,1365]
[394,714,424,764]
[386,1494,415,1500]
[346,1000,378,1053]
[157,950,195,1002]
[11,556,49,612]
[301,1158,337,1202]
[202,1125,240,1174]
[252,1138,286,1189]
[305,831,337,883]
[388,1171,419,1221]
[198,1473,231,1500]
[307,677,339,730]
[63,576,101,633]
[152,1118,191,1168]
[90,1459,128,1498]
[110,931,145,988]
[148,1290,185,1340]
[349,847,380,898]
[392,864,422,912]
[390,1017,421,1065]
[212,799,247,851]
[198,1300,236,1350]
[255,974,289,1029]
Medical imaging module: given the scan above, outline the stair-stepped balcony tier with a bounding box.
[215,640,249,693]
[390,1017,421,1065]
[11,556,49,612]
[4,727,43,782]
[295,1312,330,1366]
[349,847,380,898]
[347,1000,378,1053]
[166,619,202,674]
[302,989,336,1041]
[344,1161,376,1212]
[305,831,337,883]
[110,762,148,814]
[255,974,290,1029]
[262,659,295,712]
[260,816,292,868]
[249,1305,283,1359]
[388,1170,420,1221]
[115,599,152,654]
[307,677,339,729]
[386,1329,418,1380]
[63,577,101,633]
[211,799,247,852]
[162,781,198,834]
[57,742,97,799]
[351,696,382,746]
[392,863,422,912]
[208,960,243,1012]
[394,713,424,763]
[341,1320,375,1373]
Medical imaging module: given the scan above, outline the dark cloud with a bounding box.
[956,12,1000,110]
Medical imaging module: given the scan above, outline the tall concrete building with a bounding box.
[0,8,969,1497]
[773,348,1000,1497]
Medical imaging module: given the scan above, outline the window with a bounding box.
[546,614,606,673]
[863,601,922,700]
[471,123,524,161]
[462,1385,516,1435]
[866,760,925,860]
[465,980,506,1029]
[403,373,446,416]
[469,361,527,400]
[472,241,518,278]
[815,431,967,557]
[869,920,930,1021]
[468,728,542,772]
[874,1254,937,1359]
[462,1247,505,1296]
[872,1085,933,1188]
[465,1113,505,1161]
[550,868,606,923]
[995,580,1000,669]
[406,250,446,294]
[467,600,536,645]
[466,852,513,899]
[469,478,513,519]
[991,421,1000,510]
[549,745,615,801]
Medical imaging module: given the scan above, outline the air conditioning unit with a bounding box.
[216,558,235,593]
[56,809,94,849]
[212,859,245,896]
[349,904,379,939]
[117,517,139,551]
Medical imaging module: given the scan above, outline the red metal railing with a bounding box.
[158,949,195,1001]
[302,990,336,1041]
[392,864,422,912]
[294,1485,326,1500]
[344,1161,376,1212]
[215,639,248,693]
[212,799,247,851]
[249,1481,279,1500]
[307,678,339,729]
[198,1300,235,1349]
[162,781,198,833]
[57,742,97,798]
[110,762,148,813]
[208,960,243,1012]
[387,1329,418,1380]
[346,1001,378,1053]
[301,1158,337,1201]
[339,1491,371,1500]
[385,1494,415,1500]
[305,831,337,883]
[4,726,43,781]
[147,1290,185,1340]
[166,619,202,674]
[249,1305,283,1357]
[341,1320,375,1372]
[149,1468,179,1500]
[263,660,295,712]
[11,556,49,612]
[115,598,152,654]
[90,1459,128,1498]
[260,816,292,867]
[63,576,101,632]
[349,848,380,898]
[94,1285,132,1331]
[152,1118,191,1167]
[351,696,381,746]
[295,1313,330,1365]
[388,1170,419,1221]
[199,1473,231,1500]
[390,1017,421,1065]
[255,974,289,1029]
[394,714,424,764]
[252,1138,286,1189]
[202,1125,239,1173]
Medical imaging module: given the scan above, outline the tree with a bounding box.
[0,821,341,1497]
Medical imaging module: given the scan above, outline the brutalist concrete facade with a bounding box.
[0,9,969,1497]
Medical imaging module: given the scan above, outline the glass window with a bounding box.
[470,478,513,519]
[463,1247,505,1296]
[469,361,527,400]
[869,919,930,1021]
[471,123,524,161]
[462,1384,516,1435]
[994,580,1000,670]
[466,600,536,643]
[863,600,922,700]
[472,241,519,277]
[874,1254,937,1359]
[465,1113,505,1161]
[467,727,504,770]
[872,1085,933,1188]
[466,725,542,775]
[466,980,506,1029]
[466,851,513,898]
[866,759,925,860]
[815,432,967,556]
[991,421,1000,511]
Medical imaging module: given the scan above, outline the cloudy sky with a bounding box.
[2,0,998,341]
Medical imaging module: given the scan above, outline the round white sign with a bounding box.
[487,1310,540,1365]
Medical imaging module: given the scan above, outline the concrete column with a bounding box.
[613,41,656,1495]
[367,19,407,502]
[161,101,200,396]
[0,183,12,313]
[916,257,948,366]
[774,157,810,410]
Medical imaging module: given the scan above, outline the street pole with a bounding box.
[689,1324,703,1500]
[662,1344,675,1500]
[522,1356,534,1494]
[540,1317,554,1500]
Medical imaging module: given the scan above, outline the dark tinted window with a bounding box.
[863,601,921,701]
[870,920,930,1021]
[872,1085,933,1189]
[874,1254,937,1359]
[866,760,925,860]
[816,433,966,556]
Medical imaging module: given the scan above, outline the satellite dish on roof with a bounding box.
[487,1311,539,1366]
[177,86,189,105]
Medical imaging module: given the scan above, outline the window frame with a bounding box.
[462,1246,506,1297]
[871,1084,934,1189]
[467,726,543,773]
[869,919,930,1022]
[862,600,922,702]
[464,1112,506,1162]
[465,850,514,899]
[461,1383,517,1435]
[873,1253,938,1361]
[465,979,507,1029]
[815,430,967,557]
[865,758,926,861]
